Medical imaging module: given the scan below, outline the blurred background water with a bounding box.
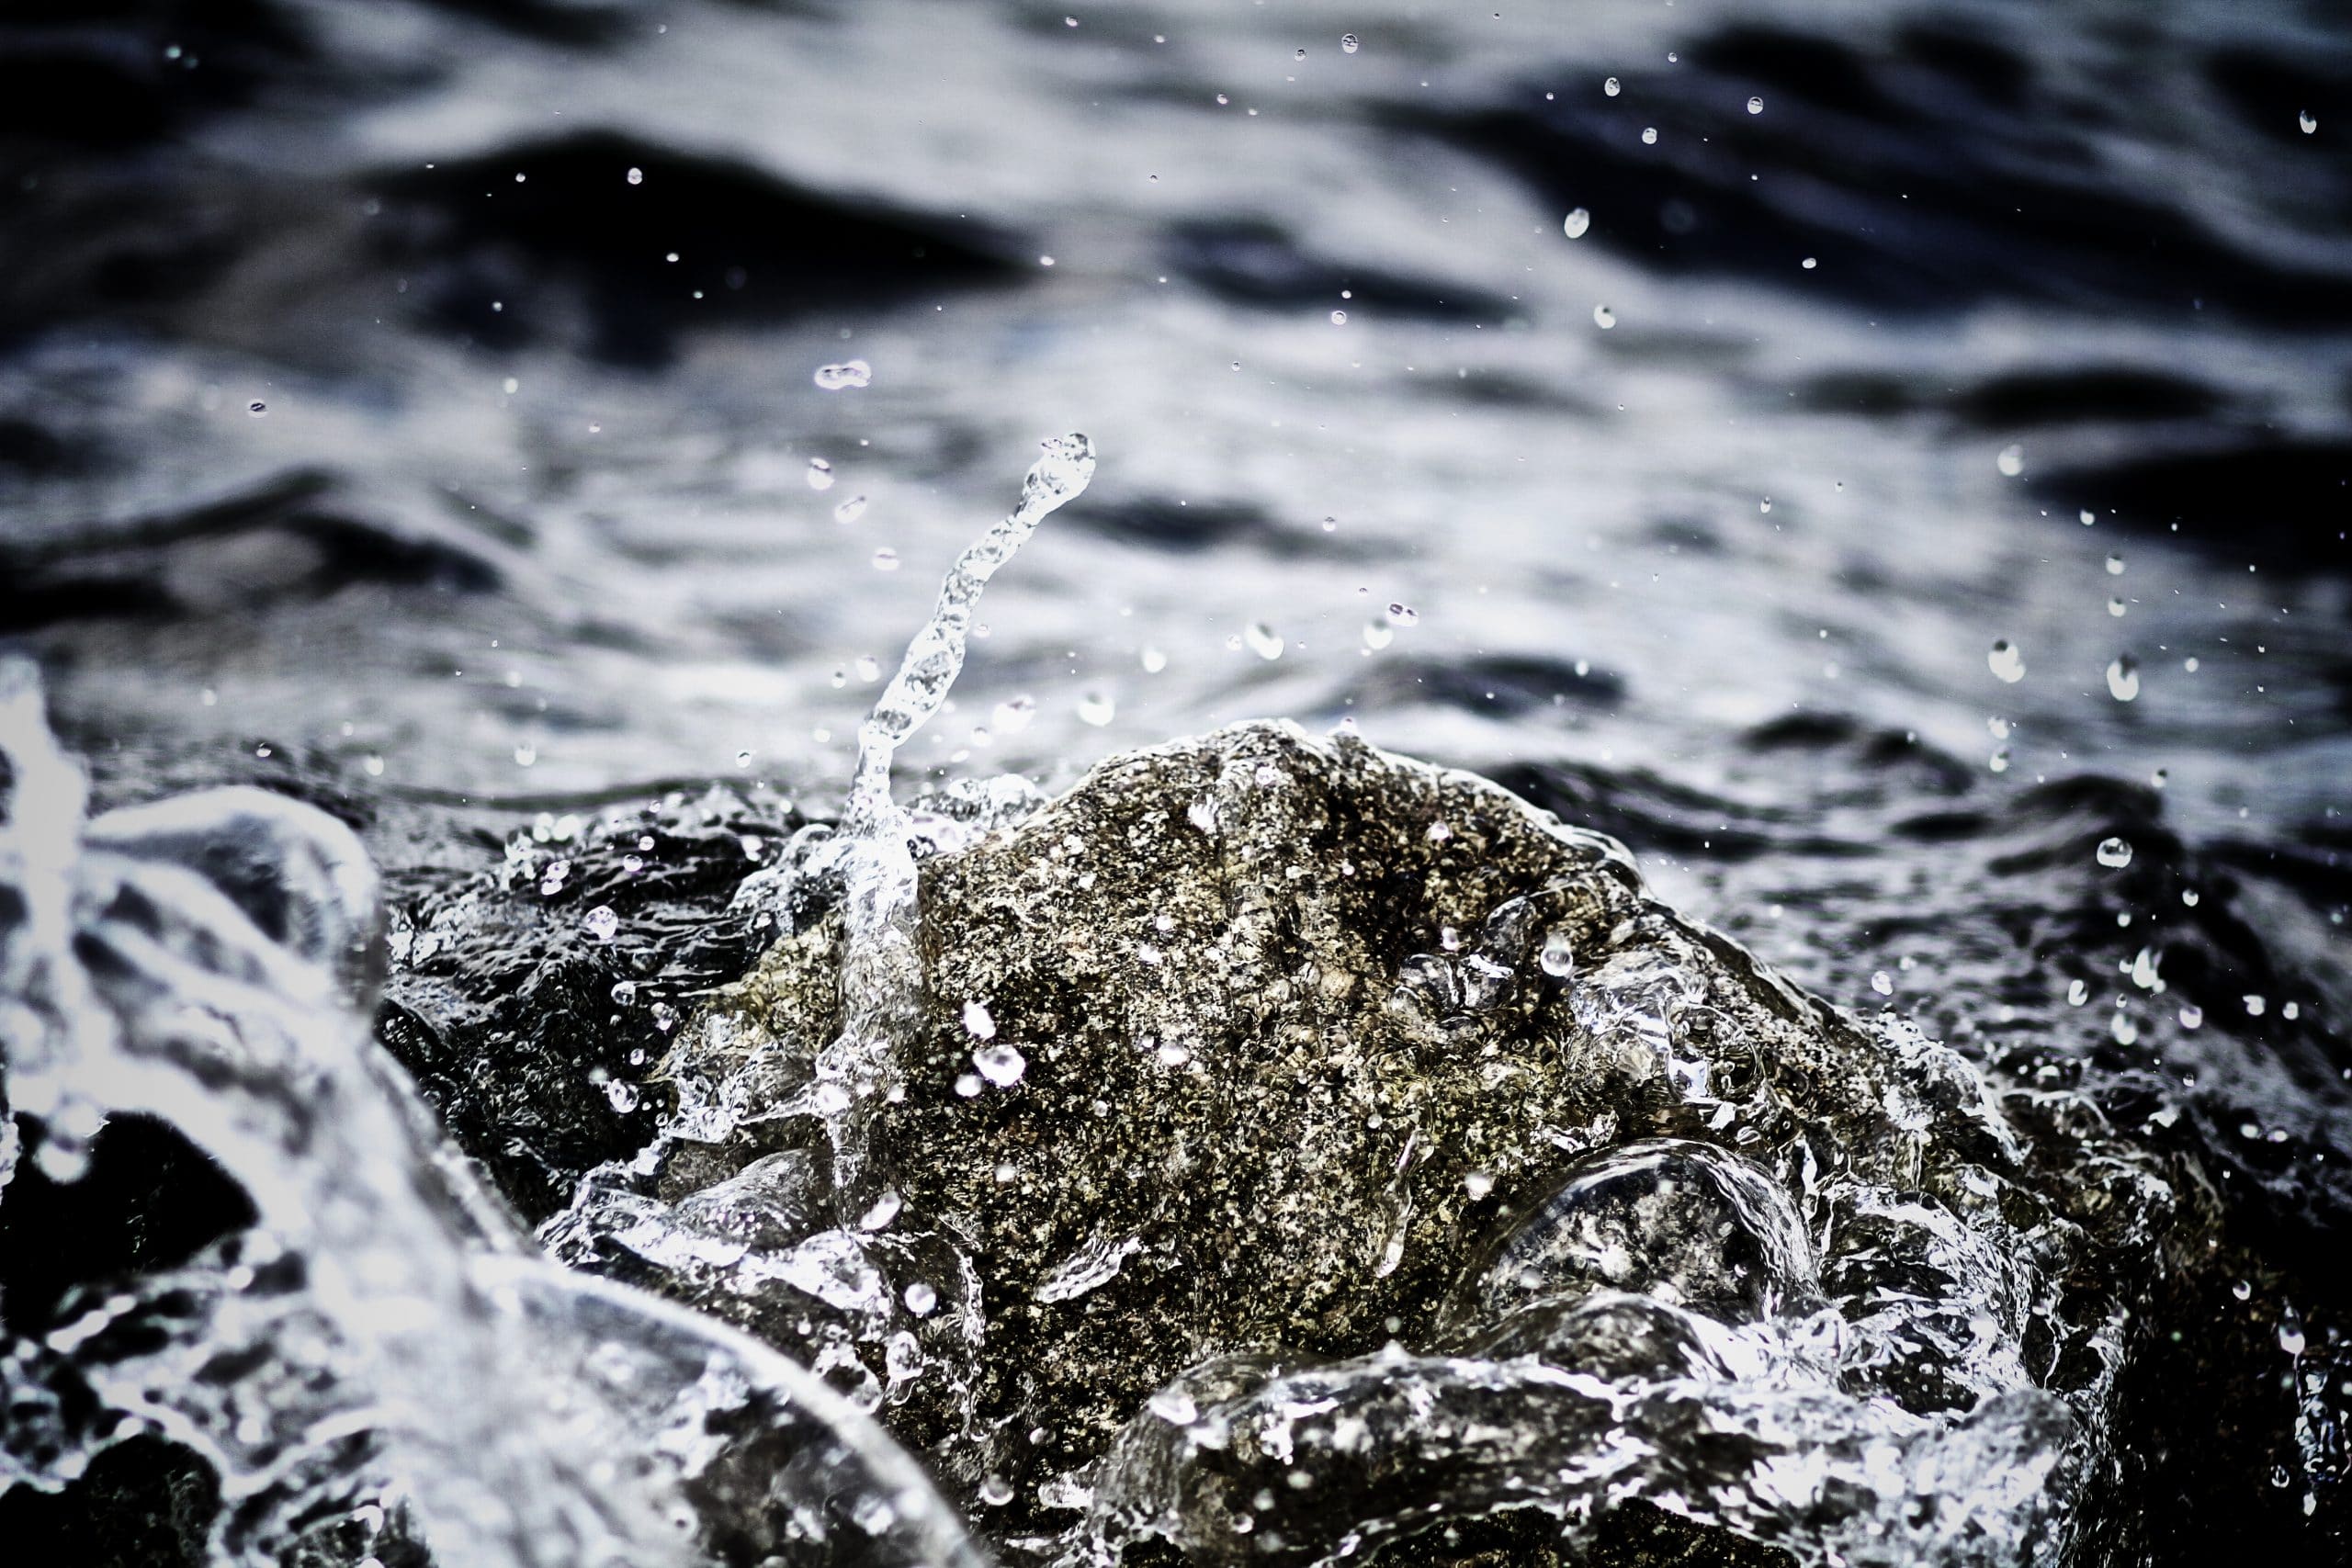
[2,0,2349,1557]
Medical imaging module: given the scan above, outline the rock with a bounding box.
[645,719,2159,1561]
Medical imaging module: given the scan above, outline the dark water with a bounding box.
[2,0,2348,1562]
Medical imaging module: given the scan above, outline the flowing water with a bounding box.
[2,0,2348,1563]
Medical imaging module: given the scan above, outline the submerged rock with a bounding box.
[634,718,2165,1563]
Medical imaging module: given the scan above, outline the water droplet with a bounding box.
[1603,75,1620,96]
[859,1189,903,1230]
[2300,109,2318,134]
[1758,497,1772,514]
[2106,655,2140,702]
[1077,687,1115,725]
[1988,639,2026,682]
[991,694,1035,733]
[872,547,899,571]
[1641,126,1657,144]
[813,359,872,390]
[1139,646,1168,673]
[2233,1280,2253,1301]
[626,165,643,185]
[2106,552,2125,576]
[904,1280,937,1315]
[1871,970,1893,996]
[1564,207,1591,239]
[1385,602,1419,627]
[963,999,997,1040]
[1340,33,1360,54]
[1996,443,2025,477]
[973,1043,1026,1087]
[1244,621,1284,660]
[2108,596,2128,617]
[2067,979,2089,1006]
[1538,930,1575,979]
[583,905,619,943]
[2279,1313,2307,1356]
[1747,95,1764,114]
[806,457,836,491]
[1464,1169,1496,1199]
[827,492,867,525]
[1363,618,1394,650]
[978,1474,1015,1507]
[2244,994,2267,1017]
[246,400,268,416]
[1801,255,1817,269]
[610,979,639,1006]
[1329,309,1348,325]
[603,1078,639,1113]
[1295,48,1306,61]
[1593,303,1616,328]
[2096,836,2133,869]
[2178,1003,2203,1030]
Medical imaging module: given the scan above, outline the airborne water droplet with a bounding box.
[973,1043,1026,1087]
[2106,656,2140,702]
[813,359,873,390]
[1564,207,1591,239]
[833,494,867,523]
[991,694,1036,733]
[1329,310,1348,325]
[1244,621,1284,660]
[1604,76,1621,96]
[1988,639,2026,682]
[963,999,997,1040]
[872,547,899,571]
[2096,836,2133,869]
[1385,602,1419,626]
[1593,304,1616,328]
[1363,618,1394,649]
[1641,127,1657,144]
[904,1280,938,1315]
[1996,443,2025,477]
[2067,979,2089,1006]
[583,905,619,943]
[1340,32,1360,54]
[2300,109,2318,134]
[1871,970,1894,996]
[807,457,835,491]
[1077,687,1115,725]
[1747,95,1764,114]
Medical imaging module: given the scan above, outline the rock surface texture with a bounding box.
[614,721,2172,1565]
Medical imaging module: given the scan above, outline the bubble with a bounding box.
[1329,310,1348,325]
[904,1280,938,1316]
[1603,75,1621,96]
[1641,127,1657,144]
[1363,619,1394,650]
[1996,443,2025,477]
[872,547,899,571]
[1593,304,1616,328]
[1871,970,1893,996]
[806,457,836,491]
[813,359,872,390]
[1988,639,2026,682]
[1385,602,1419,627]
[626,166,643,185]
[1244,621,1284,660]
[583,905,619,943]
[1747,95,1764,114]
[2106,656,2140,702]
[1340,33,1360,54]
[1538,930,1575,979]
[2096,836,2132,869]
[2300,109,2318,134]
[1564,207,1591,239]
[973,1043,1027,1087]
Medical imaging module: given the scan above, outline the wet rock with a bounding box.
[658,719,2143,1560]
